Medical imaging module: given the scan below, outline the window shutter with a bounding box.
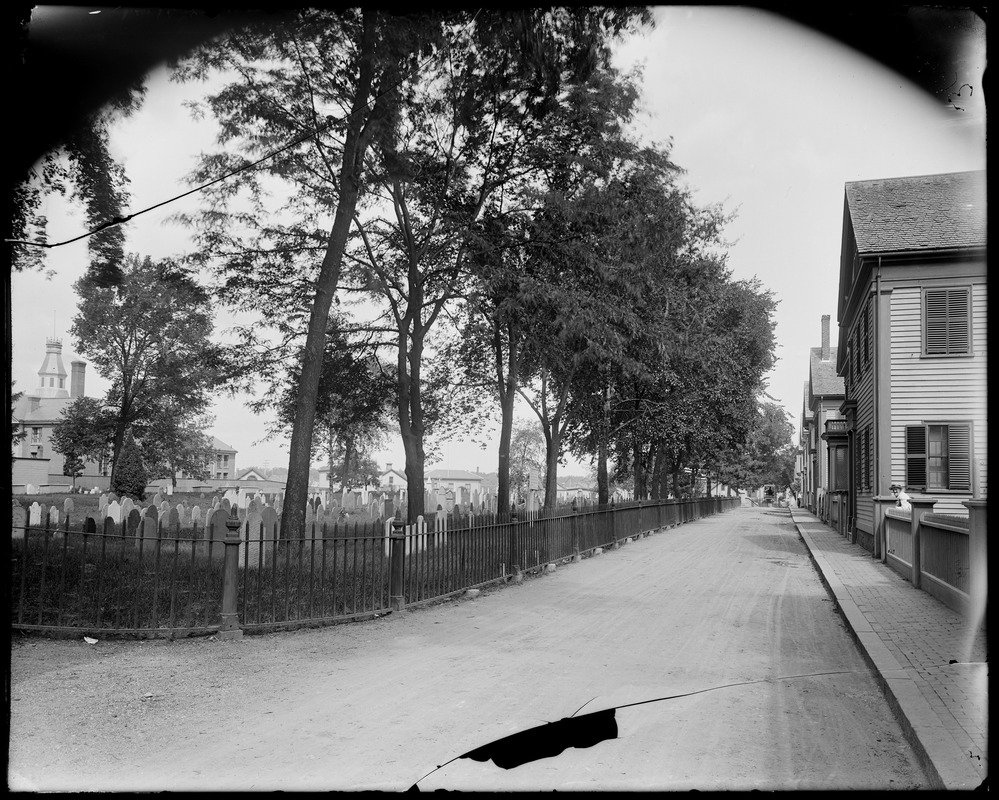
[905,426,927,490]
[947,425,971,490]
[947,289,970,353]
[925,288,970,354]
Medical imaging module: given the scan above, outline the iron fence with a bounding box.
[11,496,740,638]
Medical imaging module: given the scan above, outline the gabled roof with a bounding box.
[844,170,986,255]
[212,437,237,453]
[809,347,844,400]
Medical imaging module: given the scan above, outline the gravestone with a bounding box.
[126,508,142,538]
[191,505,202,530]
[25,484,38,496]
[119,497,135,521]
[63,497,75,515]
[12,504,27,539]
[165,506,181,534]
[105,500,122,525]
[46,505,59,527]
[205,507,231,561]
[178,503,192,527]
[135,516,158,550]
[99,493,109,508]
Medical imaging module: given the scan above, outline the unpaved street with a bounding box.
[8,506,928,791]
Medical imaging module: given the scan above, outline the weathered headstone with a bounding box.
[12,504,27,539]
[25,484,38,496]
[126,508,142,538]
[135,516,158,550]
[63,497,75,515]
[99,493,109,508]
[107,501,123,525]
[119,496,135,521]
[205,507,231,561]
[165,506,181,534]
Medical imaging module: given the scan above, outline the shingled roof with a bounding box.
[845,170,986,255]
[809,347,844,399]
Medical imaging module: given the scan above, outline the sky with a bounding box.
[10,6,987,478]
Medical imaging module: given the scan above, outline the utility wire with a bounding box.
[7,9,481,251]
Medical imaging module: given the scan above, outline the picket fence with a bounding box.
[11,495,740,639]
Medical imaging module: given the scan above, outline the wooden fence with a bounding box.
[881,498,986,619]
[11,496,740,639]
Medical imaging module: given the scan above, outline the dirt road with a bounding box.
[8,506,928,791]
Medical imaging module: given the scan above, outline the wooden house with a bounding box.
[835,170,986,554]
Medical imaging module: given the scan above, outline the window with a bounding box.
[905,424,971,491]
[924,287,970,355]
[30,427,42,444]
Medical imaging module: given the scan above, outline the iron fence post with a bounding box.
[390,517,406,610]
[220,505,243,641]
[509,511,522,582]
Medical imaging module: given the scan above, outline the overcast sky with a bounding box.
[11,6,986,477]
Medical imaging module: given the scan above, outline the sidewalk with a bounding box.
[789,507,988,790]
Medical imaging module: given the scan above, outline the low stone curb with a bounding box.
[791,512,983,791]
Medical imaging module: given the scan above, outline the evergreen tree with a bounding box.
[112,432,148,501]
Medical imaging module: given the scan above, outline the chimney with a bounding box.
[71,360,86,398]
[386,463,392,472]
[821,315,831,360]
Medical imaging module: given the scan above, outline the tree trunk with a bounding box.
[632,437,647,501]
[494,319,518,518]
[281,13,379,539]
[597,436,609,506]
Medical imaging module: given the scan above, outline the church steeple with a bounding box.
[36,337,69,398]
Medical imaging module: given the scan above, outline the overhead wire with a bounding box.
[7,8,482,251]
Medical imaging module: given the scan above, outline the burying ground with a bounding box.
[8,508,927,791]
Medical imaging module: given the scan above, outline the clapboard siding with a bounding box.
[889,283,987,507]
[850,292,877,535]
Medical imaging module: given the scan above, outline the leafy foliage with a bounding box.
[71,254,221,483]
[111,432,148,501]
[50,396,116,476]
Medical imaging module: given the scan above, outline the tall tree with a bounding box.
[174,8,450,534]
[71,254,220,484]
[175,7,653,527]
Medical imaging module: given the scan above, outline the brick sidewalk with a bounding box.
[789,508,987,790]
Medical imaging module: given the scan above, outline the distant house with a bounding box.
[169,436,239,492]
[11,338,103,493]
[378,464,408,506]
[426,468,485,510]
[799,315,846,524]
[554,478,598,503]
[835,170,986,554]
